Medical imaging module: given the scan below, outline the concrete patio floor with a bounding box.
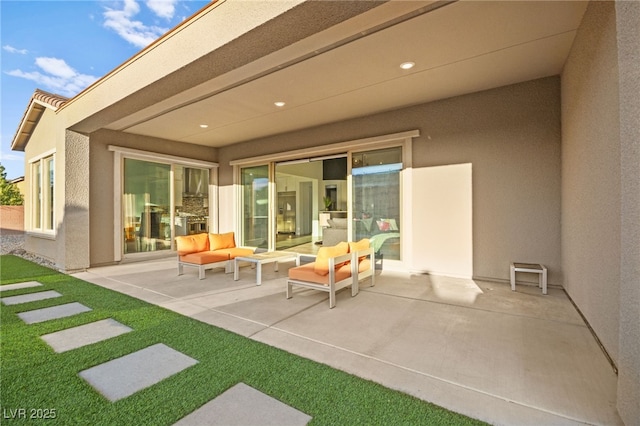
[74,257,621,425]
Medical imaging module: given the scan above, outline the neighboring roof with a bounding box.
[10,89,68,152]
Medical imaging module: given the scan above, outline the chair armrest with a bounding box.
[328,252,352,268]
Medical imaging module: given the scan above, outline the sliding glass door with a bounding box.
[122,158,212,256]
[123,158,171,254]
[352,147,402,260]
[240,165,270,249]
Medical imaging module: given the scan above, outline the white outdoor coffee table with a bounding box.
[234,251,300,285]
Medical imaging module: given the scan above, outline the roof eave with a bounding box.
[10,90,68,152]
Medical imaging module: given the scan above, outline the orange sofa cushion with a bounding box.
[215,247,255,259]
[179,251,229,265]
[349,238,370,261]
[289,262,352,285]
[357,258,371,273]
[314,242,349,276]
[209,232,236,250]
[176,233,209,255]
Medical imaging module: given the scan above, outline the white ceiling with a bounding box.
[106,0,588,148]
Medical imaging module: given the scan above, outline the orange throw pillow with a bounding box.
[176,233,209,255]
[314,242,349,276]
[209,232,236,250]
[349,238,370,261]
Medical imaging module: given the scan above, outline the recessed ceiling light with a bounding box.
[400,62,415,70]
[199,124,208,128]
[274,101,286,107]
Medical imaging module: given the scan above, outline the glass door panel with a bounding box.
[123,158,171,254]
[275,161,323,250]
[174,166,209,236]
[352,147,402,260]
[241,165,269,249]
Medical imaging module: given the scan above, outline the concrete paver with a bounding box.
[173,383,311,426]
[41,318,133,353]
[1,290,62,306]
[0,281,42,292]
[79,343,198,402]
[17,302,92,324]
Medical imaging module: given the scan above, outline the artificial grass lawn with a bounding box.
[1,255,486,425]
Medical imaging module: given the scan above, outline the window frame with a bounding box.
[28,150,56,236]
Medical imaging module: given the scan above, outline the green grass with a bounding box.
[1,255,486,425]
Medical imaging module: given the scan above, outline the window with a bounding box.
[31,154,55,232]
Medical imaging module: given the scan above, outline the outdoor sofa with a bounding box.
[175,232,255,279]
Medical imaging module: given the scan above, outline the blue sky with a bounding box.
[1,0,210,179]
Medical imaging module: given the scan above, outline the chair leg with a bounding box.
[199,266,205,280]
[286,281,293,299]
[329,282,336,308]
[178,263,183,276]
[510,265,516,291]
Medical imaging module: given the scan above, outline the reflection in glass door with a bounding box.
[123,159,171,254]
[352,147,402,260]
[174,166,209,237]
[241,165,269,249]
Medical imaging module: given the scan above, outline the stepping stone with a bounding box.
[41,318,133,353]
[79,343,198,402]
[173,383,312,426]
[17,302,92,324]
[1,290,62,306]
[0,281,42,292]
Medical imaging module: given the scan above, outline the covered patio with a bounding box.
[74,258,621,425]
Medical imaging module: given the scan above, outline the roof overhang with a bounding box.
[10,90,68,152]
[17,0,589,151]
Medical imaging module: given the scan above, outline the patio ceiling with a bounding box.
[103,0,588,148]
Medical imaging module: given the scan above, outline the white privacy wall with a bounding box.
[409,164,473,277]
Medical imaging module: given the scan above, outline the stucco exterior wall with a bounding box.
[615,1,640,423]
[88,129,219,266]
[23,108,60,265]
[218,77,562,283]
[59,130,90,272]
[561,0,621,365]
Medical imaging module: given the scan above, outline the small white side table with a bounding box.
[510,262,547,295]
[234,251,300,285]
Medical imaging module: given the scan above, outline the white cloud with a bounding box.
[146,0,178,20]
[35,57,77,79]
[103,0,169,48]
[3,45,28,55]
[0,152,24,161]
[5,57,98,98]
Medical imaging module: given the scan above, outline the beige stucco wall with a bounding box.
[88,129,219,266]
[615,1,640,423]
[218,77,562,283]
[58,130,90,272]
[561,0,621,366]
